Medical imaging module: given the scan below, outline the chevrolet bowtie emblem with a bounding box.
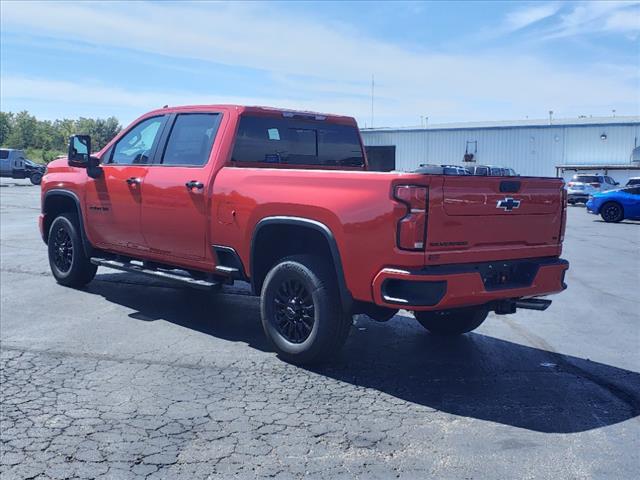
[496,197,521,211]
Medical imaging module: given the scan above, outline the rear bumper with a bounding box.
[372,257,569,311]
[567,192,590,202]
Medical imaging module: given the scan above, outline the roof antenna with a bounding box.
[370,74,375,129]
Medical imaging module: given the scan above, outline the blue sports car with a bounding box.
[586,186,640,223]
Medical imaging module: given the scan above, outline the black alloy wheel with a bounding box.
[601,202,624,223]
[47,213,97,287]
[52,225,73,273]
[273,279,315,344]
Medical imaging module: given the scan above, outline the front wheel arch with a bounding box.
[43,190,93,256]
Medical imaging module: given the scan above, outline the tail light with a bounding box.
[567,182,575,187]
[394,185,428,250]
[590,182,600,188]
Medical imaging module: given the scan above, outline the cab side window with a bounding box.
[161,114,221,166]
[110,116,165,165]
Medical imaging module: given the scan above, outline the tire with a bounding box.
[260,254,352,364]
[30,172,43,185]
[48,213,97,287]
[414,306,488,336]
[600,202,624,223]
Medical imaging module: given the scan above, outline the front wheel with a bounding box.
[414,306,488,336]
[600,202,624,223]
[260,255,352,364]
[30,172,43,185]
[48,213,97,287]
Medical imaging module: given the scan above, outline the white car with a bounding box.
[566,174,618,204]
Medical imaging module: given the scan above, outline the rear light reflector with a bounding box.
[394,185,428,250]
[560,188,567,241]
[590,182,600,188]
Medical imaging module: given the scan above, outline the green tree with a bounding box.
[0,111,122,163]
[6,111,37,149]
[0,111,13,145]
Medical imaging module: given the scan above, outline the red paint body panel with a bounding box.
[41,104,569,311]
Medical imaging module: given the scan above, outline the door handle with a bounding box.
[126,177,142,185]
[185,180,204,190]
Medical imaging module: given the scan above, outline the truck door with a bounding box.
[140,112,222,260]
[84,115,167,250]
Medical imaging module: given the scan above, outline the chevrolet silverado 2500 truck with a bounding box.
[40,105,568,363]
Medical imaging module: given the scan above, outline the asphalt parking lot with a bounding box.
[1,178,639,479]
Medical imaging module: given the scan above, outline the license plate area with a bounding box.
[479,261,539,290]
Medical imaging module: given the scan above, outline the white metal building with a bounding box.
[361,116,640,183]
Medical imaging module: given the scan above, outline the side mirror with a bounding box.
[68,135,90,167]
[68,135,102,178]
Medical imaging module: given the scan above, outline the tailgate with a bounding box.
[443,177,559,215]
[426,176,564,262]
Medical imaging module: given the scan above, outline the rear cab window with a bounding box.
[231,114,364,168]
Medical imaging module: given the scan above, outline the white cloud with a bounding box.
[504,3,561,32]
[1,1,638,126]
[542,0,640,39]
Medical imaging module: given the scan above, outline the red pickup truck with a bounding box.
[40,105,568,363]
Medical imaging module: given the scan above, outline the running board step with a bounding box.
[90,257,219,290]
[215,265,239,275]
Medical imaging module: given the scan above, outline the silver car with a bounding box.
[566,174,618,205]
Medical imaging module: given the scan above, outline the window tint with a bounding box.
[623,186,640,195]
[111,116,164,165]
[162,114,221,166]
[573,175,600,183]
[0,150,8,159]
[231,115,364,167]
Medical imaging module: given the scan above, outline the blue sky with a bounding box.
[1,1,639,128]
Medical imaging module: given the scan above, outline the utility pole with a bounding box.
[371,74,375,129]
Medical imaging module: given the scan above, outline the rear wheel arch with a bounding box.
[250,217,352,311]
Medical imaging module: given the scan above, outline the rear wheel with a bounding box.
[414,306,488,336]
[600,202,624,223]
[48,213,97,287]
[260,254,352,364]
